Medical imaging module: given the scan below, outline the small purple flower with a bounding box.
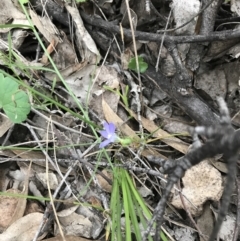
[99,122,118,148]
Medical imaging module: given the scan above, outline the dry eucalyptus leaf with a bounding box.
[0,212,44,241]
[43,235,99,241]
[210,160,228,174]
[65,64,96,101]
[66,5,101,64]
[50,33,78,69]
[121,48,134,70]
[0,0,29,33]
[0,189,21,230]
[7,163,31,226]
[162,120,190,135]
[56,207,92,238]
[0,164,11,191]
[30,10,60,46]
[128,108,189,154]
[0,114,14,137]
[196,204,214,241]
[171,160,223,216]
[96,169,112,193]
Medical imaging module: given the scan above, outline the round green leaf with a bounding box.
[0,74,31,123]
[128,56,148,73]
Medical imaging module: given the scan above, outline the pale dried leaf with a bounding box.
[30,10,60,45]
[231,0,240,16]
[0,0,29,33]
[65,64,95,101]
[0,189,21,230]
[66,6,101,64]
[11,30,28,49]
[128,109,189,154]
[121,48,134,70]
[162,120,190,134]
[171,160,223,216]
[0,212,44,241]
[36,172,59,190]
[197,204,214,241]
[8,162,31,226]
[96,169,112,193]
[210,160,228,174]
[89,66,120,119]
[0,114,13,137]
[56,207,92,238]
[44,62,87,81]
[172,0,200,35]
[43,235,99,241]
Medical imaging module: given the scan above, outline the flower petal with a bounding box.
[103,121,110,133]
[99,130,109,138]
[99,139,111,148]
[108,122,116,133]
[109,133,118,142]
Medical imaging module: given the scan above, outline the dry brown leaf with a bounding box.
[0,189,21,230]
[128,109,189,154]
[197,204,214,241]
[25,201,44,215]
[12,149,69,173]
[0,115,13,137]
[56,207,92,238]
[43,235,99,241]
[0,212,44,241]
[96,169,112,193]
[8,162,31,226]
[66,5,101,64]
[0,0,29,33]
[30,10,60,45]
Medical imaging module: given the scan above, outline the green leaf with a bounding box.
[0,74,31,123]
[128,56,148,73]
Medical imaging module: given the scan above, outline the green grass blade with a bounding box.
[123,170,141,241]
[122,172,131,241]
[110,169,122,241]
[125,172,168,241]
